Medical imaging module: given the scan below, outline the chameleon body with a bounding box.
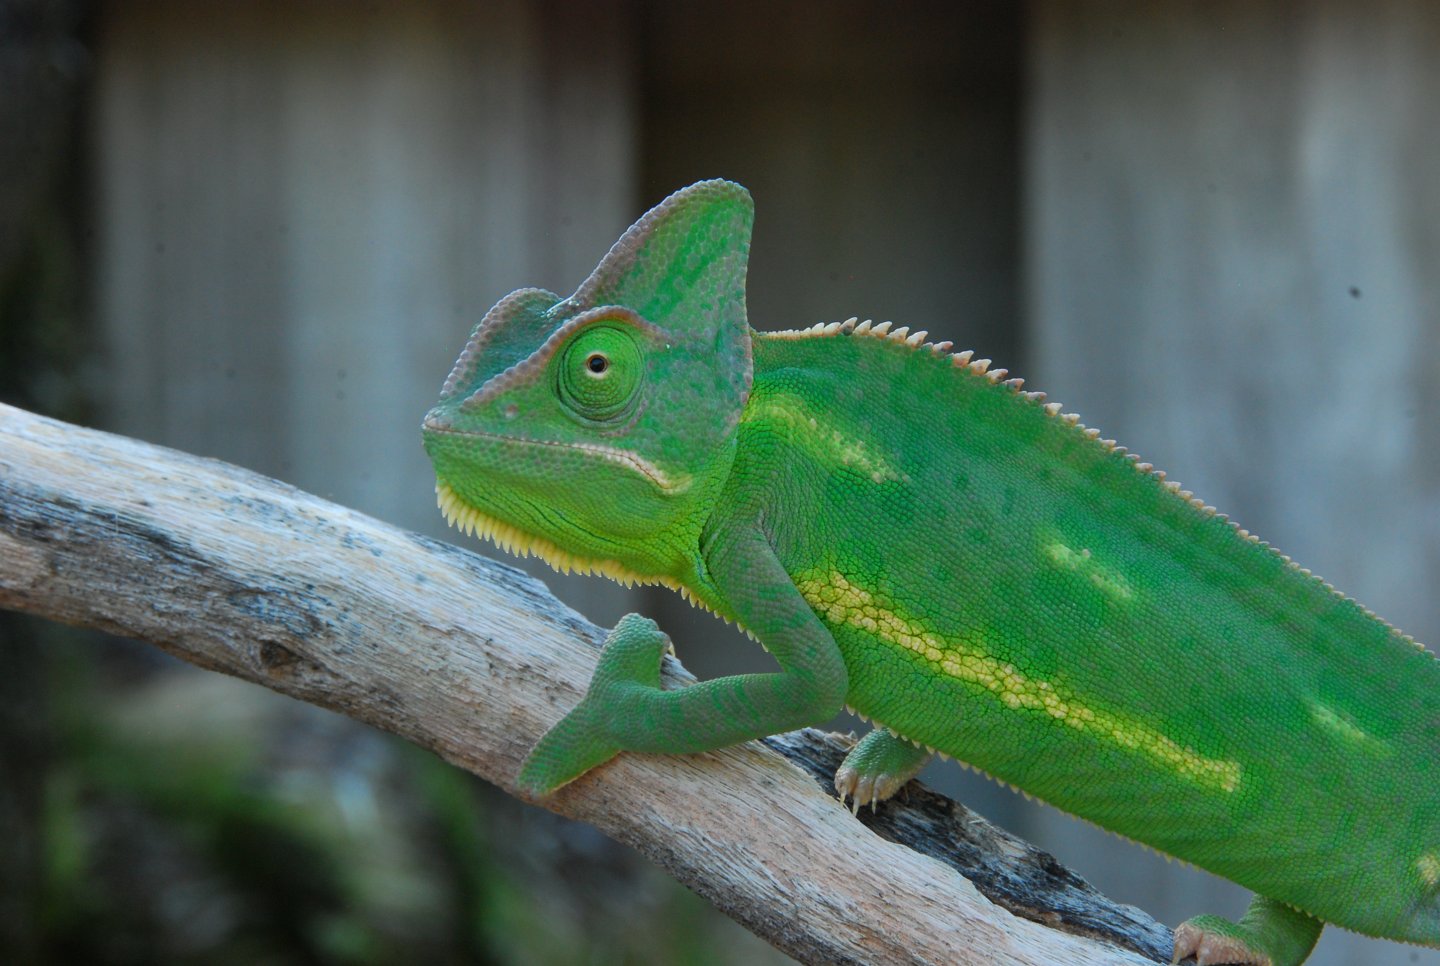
[422,180,1440,966]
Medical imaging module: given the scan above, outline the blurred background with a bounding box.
[2,1,1438,963]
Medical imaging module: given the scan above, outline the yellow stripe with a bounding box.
[796,569,1241,794]
[1417,853,1440,889]
[743,393,906,484]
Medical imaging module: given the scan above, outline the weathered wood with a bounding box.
[0,402,1169,965]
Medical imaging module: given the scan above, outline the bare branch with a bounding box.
[0,402,1169,965]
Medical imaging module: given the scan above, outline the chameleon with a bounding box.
[421,179,1440,966]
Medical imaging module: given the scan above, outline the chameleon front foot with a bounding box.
[834,728,932,812]
[516,613,670,797]
[1172,896,1322,966]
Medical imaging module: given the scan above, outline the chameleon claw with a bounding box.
[1173,899,1321,966]
[1172,919,1268,966]
[834,729,932,813]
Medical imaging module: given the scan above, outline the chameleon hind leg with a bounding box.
[834,728,932,812]
[1172,895,1322,966]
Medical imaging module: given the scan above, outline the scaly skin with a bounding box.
[422,180,1440,966]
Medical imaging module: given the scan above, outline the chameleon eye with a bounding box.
[559,324,642,420]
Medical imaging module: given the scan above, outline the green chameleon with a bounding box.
[421,180,1440,966]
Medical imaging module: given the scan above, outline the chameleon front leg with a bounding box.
[517,525,849,796]
[1172,895,1322,966]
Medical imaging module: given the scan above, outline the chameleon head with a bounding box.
[422,180,755,577]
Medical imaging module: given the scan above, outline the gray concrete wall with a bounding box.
[1027,4,1440,963]
[95,0,641,622]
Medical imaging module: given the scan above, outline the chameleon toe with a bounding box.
[1172,897,1320,966]
[834,728,932,812]
[1172,919,1268,966]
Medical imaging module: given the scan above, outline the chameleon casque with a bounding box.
[421,180,1440,966]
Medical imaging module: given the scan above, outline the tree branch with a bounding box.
[0,402,1171,965]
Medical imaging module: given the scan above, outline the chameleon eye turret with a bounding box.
[556,320,644,422]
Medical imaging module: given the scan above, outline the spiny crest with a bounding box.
[770,316,1424,651]
[772,316,1022,387]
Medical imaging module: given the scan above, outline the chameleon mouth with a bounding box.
[422,416,689,494]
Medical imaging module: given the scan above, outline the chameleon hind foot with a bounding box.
[1172,895,1321,966]
[834,728,932,813]
[516,613,669,797]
